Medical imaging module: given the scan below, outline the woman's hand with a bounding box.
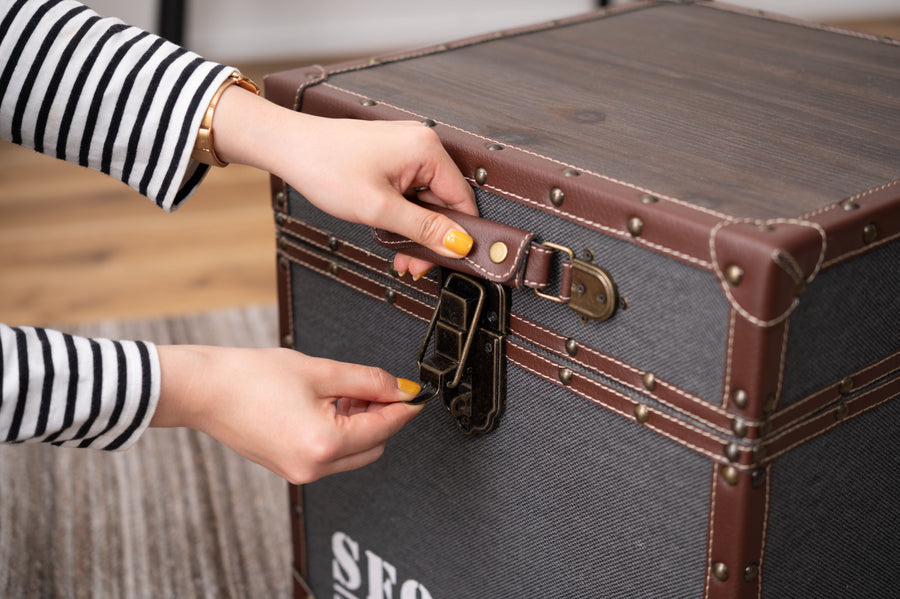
[151,345,424,483]
[212,85,479,279]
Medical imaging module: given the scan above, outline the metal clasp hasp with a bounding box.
[412,272,508,435]
[534,242,619,322]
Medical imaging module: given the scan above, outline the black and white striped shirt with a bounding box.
[1,0,235,449]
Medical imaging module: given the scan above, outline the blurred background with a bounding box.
[1,0,898,327]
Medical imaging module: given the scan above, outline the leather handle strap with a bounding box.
[372,206,563,293]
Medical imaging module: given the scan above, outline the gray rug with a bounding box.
[0,305,292,598]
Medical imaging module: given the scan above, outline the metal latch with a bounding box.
[413,272,509,435]
[534,242,619,322]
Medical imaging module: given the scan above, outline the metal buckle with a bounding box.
[534,242,619,322]
[414,272,508,435]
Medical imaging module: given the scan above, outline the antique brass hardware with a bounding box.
[413,272,509,435]
[534,242,619,322]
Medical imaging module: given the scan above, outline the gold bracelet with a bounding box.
[191,71,260,167]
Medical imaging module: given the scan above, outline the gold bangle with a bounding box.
[191,71,260,167]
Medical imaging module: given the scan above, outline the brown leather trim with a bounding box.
[769,348,900,434]
[703,462,770,599]
[762,373,900,465]
[288,485,310,599]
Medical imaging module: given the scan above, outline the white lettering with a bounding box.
[365,549,397,599]
[332,532,362,590]
[400,580,433,599]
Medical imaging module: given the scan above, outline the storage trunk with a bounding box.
[266,2,900,597]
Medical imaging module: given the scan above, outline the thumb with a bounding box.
[391,200,475,259]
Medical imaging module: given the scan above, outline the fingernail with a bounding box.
[397,378,422,396]
[443,229,474,256]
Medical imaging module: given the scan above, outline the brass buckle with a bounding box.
[414,272,508,435]
[534,241,619,322]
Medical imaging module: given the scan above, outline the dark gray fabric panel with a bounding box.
[782,242,900,405]
[290,268,712,597]
[287,186,730,405]
[763,393,900,598]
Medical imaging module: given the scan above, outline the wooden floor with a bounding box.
[2,17,899,328]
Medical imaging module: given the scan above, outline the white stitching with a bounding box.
[721,309,737,408]
[757,463,772,599]
[703,463,718,599]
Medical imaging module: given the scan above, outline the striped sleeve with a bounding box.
[0,323,161,450]
[0,0,235,211]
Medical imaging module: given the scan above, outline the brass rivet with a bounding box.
[275,212,287,226]
[835,402,849,421]
[619,296,629,311]
[712,562,730,581]
[328,263,338,276]
[368,57,382,65]
[724,443,741,462]
[744,564,759,582]
[487,143,504,151]
[278,256,289,271]
[863,223,877,244]
[328,236,340,252]
[641,372,657,391]
[421,118,437,127]
[725,265,744,286]
[558,368,573,386]
[549,187,565,207]
[758,420,771,437]
[757,222,775,232]
[634,403,649,423]
[389,264,402,278]
[474,167,488,185]
[292,503,303,518]
[384,288,396,304]
[489,242,509,264]
[580,249,594,262]
[763,394,778,414]
[436,44,449,51]
[277,236,288,251]
[640,193,659,204]
[839,377,853,395]
[732,418,748,438]
[721,466,739,486]
[565,338,578,357]
[282,333,294,348]
[563,168,580,177]
[361,99,377,107]
[305,72,319,80]
[841,199,860,211]
[731,389,748,410]
[627,216,644,237]
[751,468,766,488]
[274,190,287,209]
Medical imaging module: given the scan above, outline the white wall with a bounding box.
[85,1,900,63]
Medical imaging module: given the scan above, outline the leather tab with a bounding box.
[373,206,537,288]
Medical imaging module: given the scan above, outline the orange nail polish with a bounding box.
[443,229,474,256]
[397,378,422,395]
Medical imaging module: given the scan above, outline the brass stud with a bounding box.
[328,263,339,276]
[627,217,644,237]
[563,168,581,177]
[275,212,288,226]
[757,222,775,232]
[752,445,767,463]
[384,288,396,304]
[724,443,741,462]
[361,99,377,107]
[328,236,340,252]
[634,403,649,423]
[489,242,509,264]
[834,402,849,421]
[277,236,288,251]
[758,420,771,437]
[565,338,578,357]
[640,193,659,204]
[549,187,565,207]
[732,418,748,438]
[841,199,860,211]
[389,264,402,278]
[558,368,573,386]
[744,564,759,582]
[839,377,853,395]
[619,296,629,311]
[274,190,287,209]
[721,466,739,486]
[487,143,504,151]
[368,57,382,65]
[731,389,749,410]
[282,333,294,348]
[474,167,488,185]
[725,265,744,286]
[421,118,437,127]
[763,394,778,414]
[863,223,878,244]
[751,468,766,488]
[641,372,657,391]
[278,256,289,271]
[712,562,730,581]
